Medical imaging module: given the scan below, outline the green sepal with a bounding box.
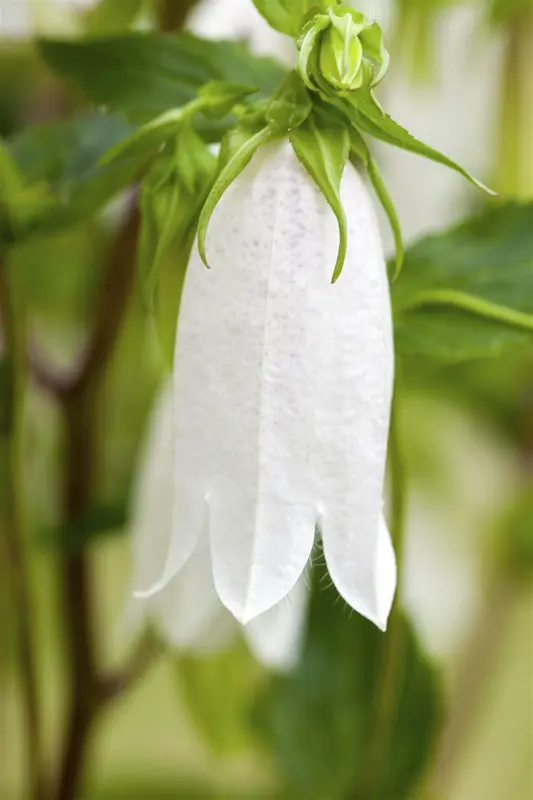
[349,127,404,280]
[138,129,216,315]
[266,71,313,131]
[197,81,259,119]
[197,124,278,268]
[359,21,390,87]
[101,82,257,166]
[290,110,350,283]
[350,92,496,196]
[298,13,331,90]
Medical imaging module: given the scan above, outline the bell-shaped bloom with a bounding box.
[129,380,308,670]
[139,138,396,630]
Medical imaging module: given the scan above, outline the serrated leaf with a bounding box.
[349,127,403,278]
[256,562,442,800]
[197,125,277,268]
[351,92,495,196]
[7,112,139,240]
[290,111,350,283]
[38,34,285,124]
[393,202,533,361]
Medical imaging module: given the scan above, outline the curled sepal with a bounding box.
[351,92,497,196]
[197,124,278,268]
[298,8,389,94]
[349,127,403,280]
[290,111,349,283]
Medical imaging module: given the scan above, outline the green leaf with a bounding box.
[266,71,313,131]
[38,34,286,123]
[101,82,256,168]
[100,108,186,166]
[252,0,328,36]
[197,124,277,268]
[351,92,495,196]
[176,640,262,755]
[393,202,533,361]
[349,127,403,278]
[256,562,442,800]
[7,112,139,239]
[290,110,350,282]
[46,502,129,551]
[83,0,145,34]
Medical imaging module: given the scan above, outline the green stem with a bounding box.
[0,257,47,800]
[53,204,140,800]
[357,376,408,798]
[495,12,533,199]
[404,288,533,333]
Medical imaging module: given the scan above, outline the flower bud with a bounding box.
[319,11,365,91]
[298,8,389,94]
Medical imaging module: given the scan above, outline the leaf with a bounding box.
[197,124,277,267]
[176,640,262,755]
[256,562,442,800]
[252,0,324,36]
[290,110,350,282]
[45,502,129,551]
[83,0,145,34]
[351,92,495,196]
[393,202,533,361]
[7,112,140,239]
[38,34,286,123]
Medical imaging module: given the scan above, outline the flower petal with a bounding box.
[244,569,309,670]
[153,530,237,651]
[130,380,175,598]
[169,139,394,626]
[172,140,325,623]
[308,159,395,629]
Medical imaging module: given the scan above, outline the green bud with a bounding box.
[298,7,389,94]
[319,13,365,90]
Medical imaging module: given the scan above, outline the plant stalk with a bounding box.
[0,257,47,800]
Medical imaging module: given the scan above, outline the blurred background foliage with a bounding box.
[0,1,532,799]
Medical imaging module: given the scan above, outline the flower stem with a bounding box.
[0,255,47,800]
[357,376,408,798]
[52,204,140,800]
[495,11,533,199]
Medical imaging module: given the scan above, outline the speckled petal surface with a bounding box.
[164,139,395,626]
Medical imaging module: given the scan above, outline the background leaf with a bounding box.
[394,202,533,361]
[8,111,139,238]
[38,34,285,123]
[256,562,442,800]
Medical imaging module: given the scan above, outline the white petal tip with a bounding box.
[132,578,167,600]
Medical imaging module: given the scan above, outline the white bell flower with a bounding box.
[130,380,308,670]
[138,138,396,631]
